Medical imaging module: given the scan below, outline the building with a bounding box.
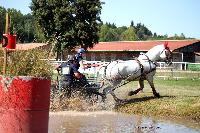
[15,40,200,63]
[87,40,200,63]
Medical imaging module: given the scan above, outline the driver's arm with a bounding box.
[72,65,81,79]
[56,65,62,75]
[74,72,81,79]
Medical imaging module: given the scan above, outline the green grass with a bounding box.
[114,79,200,122]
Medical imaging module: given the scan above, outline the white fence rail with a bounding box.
[47,60,200,80]
[48,60,200,71]
[157,62,187,70]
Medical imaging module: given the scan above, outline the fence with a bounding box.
[157,62,191,70]
[49,60,200,80]
[50,60,200,70]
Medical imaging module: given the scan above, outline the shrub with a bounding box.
[0,48,53,77]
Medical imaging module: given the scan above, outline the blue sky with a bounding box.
[1,0,200,39]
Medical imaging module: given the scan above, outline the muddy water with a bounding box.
[48,111,200,133]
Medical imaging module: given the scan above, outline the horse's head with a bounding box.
[160,42,172,65]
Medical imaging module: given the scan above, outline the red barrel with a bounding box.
[2,34,16,49]
[0,76,50,133]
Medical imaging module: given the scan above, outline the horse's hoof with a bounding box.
[128,91,134,96]
[154,92,160,98]
[101,94,107,102]
[115,98,124,104]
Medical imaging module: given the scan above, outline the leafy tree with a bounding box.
[0,6,6,41]
[120,26,136,41]
[0,7,36,43]
[104,28,119,41]
[105,22,117,29]
[173,34,179,40]
[180,33,185,39]
[99,24,110,42]
[153,32,157,38]
[23,14,35,42]
[130,20,134,27]
[135,23,152,40]
[116,26,127,34]
[7,8,24,34]
[31,0,102,53]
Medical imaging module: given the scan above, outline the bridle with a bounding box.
[162,47,172,65]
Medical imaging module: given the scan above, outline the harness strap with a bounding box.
[143,54,158,70]
[136,59,144,74]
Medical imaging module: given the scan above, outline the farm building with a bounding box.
[87,40,200,63]
[15,40,200,63]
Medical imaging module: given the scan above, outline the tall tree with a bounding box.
[31,0,102,53]
[99,24,110,42]
[104,28,118,41]
[120,26,137,41]
[22,13,35,42]
[135,23,152,40]
[0,6,6,41]
[130,20,134,27]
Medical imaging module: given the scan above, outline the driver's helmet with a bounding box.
[77,48,85,54]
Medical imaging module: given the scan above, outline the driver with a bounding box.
[74,48,86,70]
[56,55,80,97]
[74,48,89,86]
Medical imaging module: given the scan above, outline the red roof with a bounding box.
[14,40,200,52]
[88,40,200,52]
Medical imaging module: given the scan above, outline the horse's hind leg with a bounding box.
[128,79,144,96]
[146,76,160,98]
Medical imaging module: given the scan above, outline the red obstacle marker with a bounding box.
[2,34,16,49]
[0,76,50,133]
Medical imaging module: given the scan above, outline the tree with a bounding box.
[23,14,35,42]
[180,33,185,39]
[130,20,134,27]
[31,0,102,53]
[135,23,152,40]
[120,26,137,41]
[7,8,24,34]
[99,24,110,42]
[0,6,6,41]
[104,28,119,41]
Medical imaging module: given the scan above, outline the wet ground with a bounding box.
[48,111,200,133]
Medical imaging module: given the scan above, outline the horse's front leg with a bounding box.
[109,90,122,102]
[128,79,144,96]
[146,76,160,98]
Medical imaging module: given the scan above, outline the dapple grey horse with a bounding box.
[98,43,172,102]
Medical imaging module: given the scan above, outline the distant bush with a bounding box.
[0,48,53,77]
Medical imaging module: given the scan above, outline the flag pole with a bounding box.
[3,13,9,75]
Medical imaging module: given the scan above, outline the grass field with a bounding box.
[114,78,200,123]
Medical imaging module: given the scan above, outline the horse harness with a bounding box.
[101,54,157,92]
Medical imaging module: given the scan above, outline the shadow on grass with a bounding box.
[115,95,176,107]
